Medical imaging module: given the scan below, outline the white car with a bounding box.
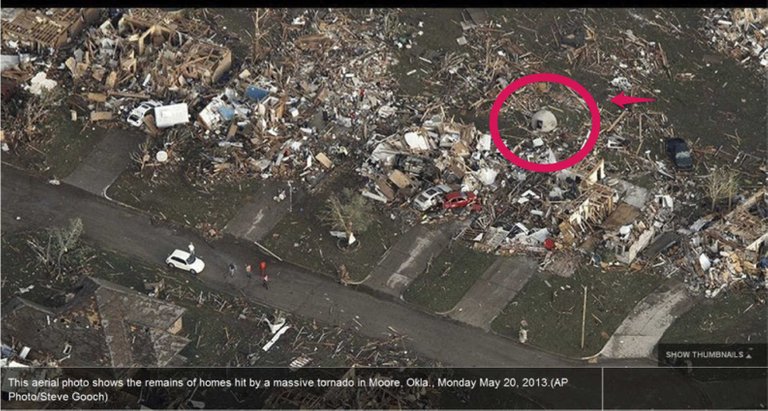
[166,249,205,274]
[126,100,162,127]
[412,184,451,211]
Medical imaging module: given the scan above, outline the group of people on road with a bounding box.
[188,242,270,289]
[228,261,269,289]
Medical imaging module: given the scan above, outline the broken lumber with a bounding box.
[315,152,334,169]
[388,170,412,189]
[105,71,117,89]
[86,92,107,102]
[90,111,113,122]
[108,90,150,99]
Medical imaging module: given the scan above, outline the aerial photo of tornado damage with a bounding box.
[0,7,766,410]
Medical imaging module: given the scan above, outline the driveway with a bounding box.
[62,128,142,196]
[450,256,539,330]
[223,180,302,243]
[364,221,465,296]
[600,280,695,359]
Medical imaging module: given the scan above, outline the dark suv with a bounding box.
[666,138,693,170]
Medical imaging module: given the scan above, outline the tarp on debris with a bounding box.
[245,85,269,102]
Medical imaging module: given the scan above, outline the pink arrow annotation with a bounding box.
[610,91,656,109]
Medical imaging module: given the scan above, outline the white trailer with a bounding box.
[154,103,189,128]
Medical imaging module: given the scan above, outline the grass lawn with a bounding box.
[660,290,767,345]
[5,106,106,179]
[403,244,497,313]
[491,264,661,358]
[262,167,401,282]
[107,168,263,230]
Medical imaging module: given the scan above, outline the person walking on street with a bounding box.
[188,242,195,257]
[245,264,253,279]
[259,261,269,289]
[228,263,236,278]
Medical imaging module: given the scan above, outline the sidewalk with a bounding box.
[449,256,539,330]
[364,221,465,297]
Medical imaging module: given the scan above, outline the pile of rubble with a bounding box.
[189,9,403,185]
[703,8,768,72]
[685,188,768,297]
[359,112,506,211]
[3,8,408,187]
[356,101,685,271]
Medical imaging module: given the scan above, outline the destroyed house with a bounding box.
[178,40,232,85]
[118,9,212,45]
[600,181,672,265]
[1,277,189,367]
[113,10,231,85]
[704,188,768,268]
[603,198,666,265]
[558,183,616,245]
[1,9,100,51]
[556,158,617,245]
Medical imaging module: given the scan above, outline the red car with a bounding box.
[442,191,479,210]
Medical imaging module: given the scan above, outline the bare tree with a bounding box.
[705,168,739,211]
[1,89,64,150]
[27,218,84,277]
[130,140,153,172]
[319,189,372,241]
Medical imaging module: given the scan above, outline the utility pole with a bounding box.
[287,180,293,213]
[581,285,588,350]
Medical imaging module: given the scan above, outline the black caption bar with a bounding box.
[1,367,766,409]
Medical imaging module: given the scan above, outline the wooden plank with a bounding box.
[65,57,78,77]
[86,92,107,102]
[315,152,333,169]
[108,90,150,99]
[227,123,238,138]
[90,111,112,121]
[375,179,396,201]
[388,169,412,189]
[105,71,117,89]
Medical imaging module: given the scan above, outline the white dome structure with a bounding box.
[531,110,557,132]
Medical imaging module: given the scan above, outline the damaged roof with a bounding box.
[1,8,100,50]
[707,188,768,250]
[1,277,188,367]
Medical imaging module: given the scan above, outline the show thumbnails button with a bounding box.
[658,344,767,367]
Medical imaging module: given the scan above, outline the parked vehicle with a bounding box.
[127,100,162,127]
[166,249,205,274]
[442,191,479,210]
[412,184,451,211]
[666,138,693,170]
[393,154,439,180]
